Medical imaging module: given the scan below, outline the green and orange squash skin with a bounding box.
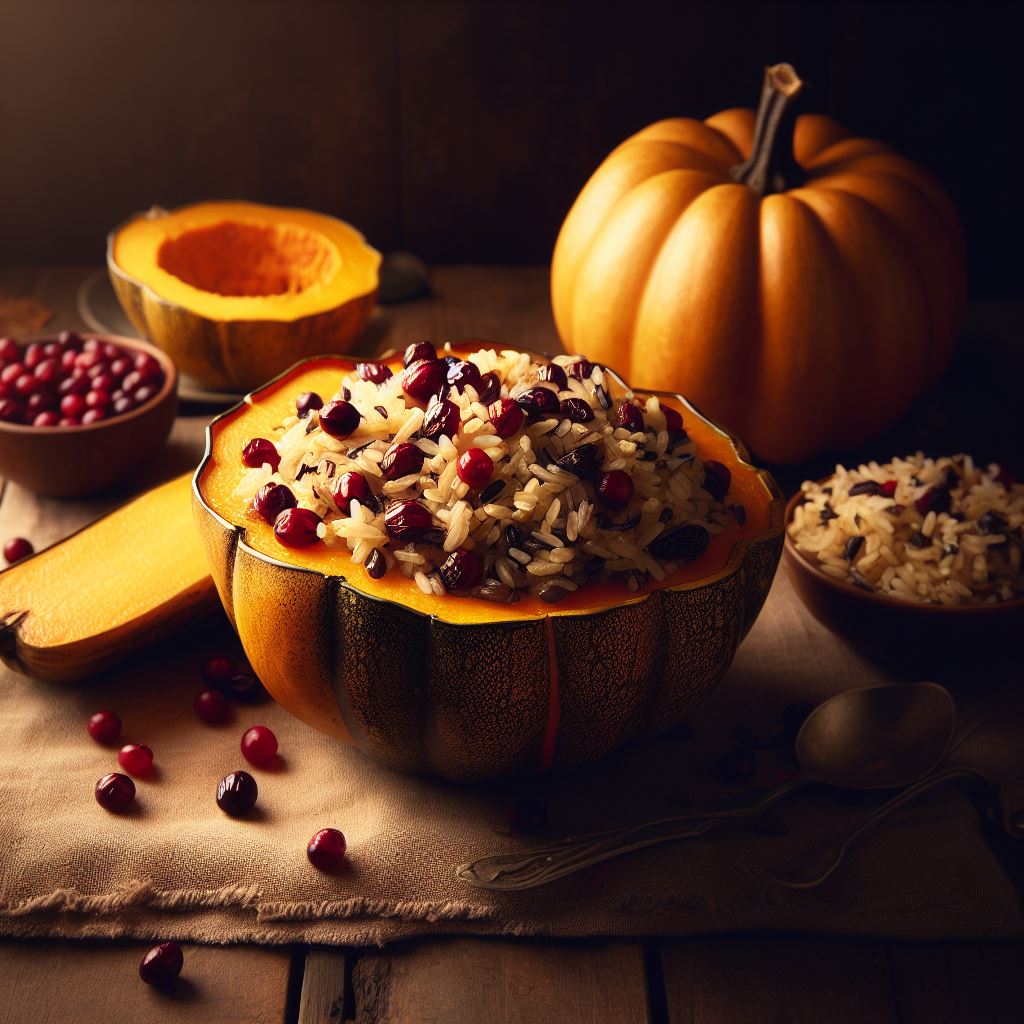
[192,346,784,781]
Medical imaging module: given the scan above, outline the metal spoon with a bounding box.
[455,682,956,891]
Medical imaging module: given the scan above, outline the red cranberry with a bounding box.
[516,386,560,420]
[487,398,524,438]
[133,352,162,380]
[0,399,23,423]
[295,391,323,418]
[60,416,80,427]
[81,408,106,425]
[25,392,51,417]
[505,797,548,833]
[253,482,297,524]
[118,742,154,777]
[86,361,110,380]
[318,399,361,439]
[74,349,105,371]
[538,363,568,390]
[58,329,83,348]
[88,709,122,745]
[0,337,17,362]
[274,508,321,548]
[91,372,115,393]
[58,372,89,396]
[0,362,24,384]
[401,358,447,402]
[121,370,144,393]
[403,341,436,367]
[13,373,39,397]
[559,397,594,423]
[439,549,481,591]
[381,441,423,480]
[194,688,232,724]
[95,772,135,812]
[109,356,131,378]
[307,828,347,872]
[82,338,102,352]
[85,389,110,410]
[3,537,33,563]
[202,655,236,685]
[616,402,644,432]
[332,471,373,513]
[384,499,433,540]
[702,460,732,503]
[139,942,183,987]
[457,448,493,489]
[476,371,501,404]
[33,410,60,427]
[62,396,88,421]
[446,359,481,394]
[24,343,44,368]
[241,725,278,766]
[880,479,898,498]
[60,349,79,371]
[241,437,280,471]
[421,396,460,439]
[133,385,156,406]
[568,358,594,380]
[112,396,135,416]
[216,770,258,816]
[43,342,61,358]
[357,361,393,384]
[33,358,59,385]
[597,469,634,509]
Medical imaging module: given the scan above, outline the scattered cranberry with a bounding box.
[332,471,373,513]
[446,359,482,394]
[95,772,135,812]
[476,371,501,404]
[139,942,183,987]
[538,364,568,390]
[516,386,560,420]
[403,341,436,367]
[567,358,594,380]
[439,549,482,591]
[295,391,323,418]
[241,725,278,767]
[401,359,447,402]
[616,401,644,432]
[223,672,270,704]
[487,397,524,438]
[201,655,235,686]
[505,797,547,834]
[216,770,258,817]
[241,437,280,471]
[456,448,493,489]
[597,470,634,509]
[88,709,122,745]
[194,688,232,724]
[253,482,297,524]
[118,743,154,777]
[559,397,594,423]
[307,828,347,872]
[661,404,684,434]
[357,361,393,385]
[380,441,423,480]
[384,499,433,540]
[702,460,732,503]
[318,399,361,439]
[420,396,460,440]
[274,508,321,548]
[879,479,898,498]
[3,537,33,563]
[915,486,951,516]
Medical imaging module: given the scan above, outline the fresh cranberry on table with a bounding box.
[307,828,347,872]
[194,688,232,724]
[117,743,154,777]
[201,655,235,686]
[139,942,183,987]
[95,772,135,812]
[3,537,33,564]
[216,771,258,817]
[241,725,278,767]
[88,709,122,745]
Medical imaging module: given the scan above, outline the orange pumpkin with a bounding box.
[551,64,965,464]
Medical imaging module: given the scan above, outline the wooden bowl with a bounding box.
[0,333,177,498]
[783,488,1024,657]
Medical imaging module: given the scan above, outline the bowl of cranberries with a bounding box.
[0,331,177,497]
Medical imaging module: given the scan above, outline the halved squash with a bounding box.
[108,201,381,391]
[193,345,784,780]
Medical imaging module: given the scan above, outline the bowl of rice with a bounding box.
[785,453,1024,653]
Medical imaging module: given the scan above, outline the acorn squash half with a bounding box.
[108,201,381,391]
[192,345,784,780]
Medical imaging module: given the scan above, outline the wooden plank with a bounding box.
[298,948,351,1024]
[661,935,898,1024]
[348,939,650,1024]
[0,941,292,1024]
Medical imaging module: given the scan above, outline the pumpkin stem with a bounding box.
[730,63,805,195]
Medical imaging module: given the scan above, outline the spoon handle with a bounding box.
[455,778,805,890]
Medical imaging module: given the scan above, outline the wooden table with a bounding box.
[1,266,1021,1023]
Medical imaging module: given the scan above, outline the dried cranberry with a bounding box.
[567,358,594,381]
[439,549,482,591]
[365,549,387,580]
[403,341,436,367]
[384,499,433,540]
[241,725,278,767]
[333,471,373,513]
[649,523,710,562]
[318,400,361,439]
[446,359,482,393]
[559,397,594,423]
[597,469,633,509]
[538,364,568,391]
[401,358,447,402]
[194,689,232,724]
[421,396,460,440]
[357,361,393,385]
[88,709,121,745]
[118,743,154,777]
[3,537,33,563]
[139,942,183,987]
[295,391,323,418]
[880,479,898,498]
[381,441,423,480]
[241,438,280,471]
[505,797,547,833]
[95,772,135,812]
[915,486,951,516]
[702,460,731,503]
[616,402,644,432]
[488,397,524,438]
[253,482,297,524]
[457,448,493,489]
[476,371,501,404]
[661,404,684,433]
[274,508,321,548]
[516,386,560,420]
[307,828,347,872]
[216,771,258,817]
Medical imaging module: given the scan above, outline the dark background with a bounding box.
[1,0,1020,298]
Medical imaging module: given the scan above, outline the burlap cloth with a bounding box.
[1,570,1021,947]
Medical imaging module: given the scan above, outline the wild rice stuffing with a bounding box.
[234,342,741,605]
[789,453,1024,605]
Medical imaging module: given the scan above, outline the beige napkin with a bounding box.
[1,571,1021,947]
